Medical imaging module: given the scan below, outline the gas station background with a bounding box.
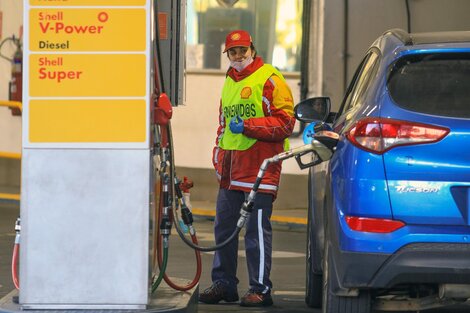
[0,0,306,209]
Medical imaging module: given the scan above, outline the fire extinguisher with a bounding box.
[9,43,22,116]
[0,36,22,115]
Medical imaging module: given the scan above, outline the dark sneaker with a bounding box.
[240,290,273,307]
[198,282,239,304]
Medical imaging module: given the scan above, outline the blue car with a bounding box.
[295,29,470,313]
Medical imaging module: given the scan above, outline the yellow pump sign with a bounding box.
[25,1,149,145]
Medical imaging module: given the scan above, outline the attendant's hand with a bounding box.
[229,116,244,134]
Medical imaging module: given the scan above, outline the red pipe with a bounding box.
[151,127,202,291]
[12,243,19,289]
[156,195,202,291]
[158,233,202,291]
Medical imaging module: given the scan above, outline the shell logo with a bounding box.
[240,87,252,99]
[231,33,242,41]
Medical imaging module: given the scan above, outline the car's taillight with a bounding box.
[346,117,449,154]
[345,216,405,233]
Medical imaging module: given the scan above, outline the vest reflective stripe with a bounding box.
[220,64,282,151]
[230,180,278,191]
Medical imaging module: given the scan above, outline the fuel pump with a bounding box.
[149,0,340,295]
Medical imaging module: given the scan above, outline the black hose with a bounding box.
[173,209,243,252]
[300,0,311,101]
[153,0,165,94]
[167,122,246,252]
[405,0,411,33]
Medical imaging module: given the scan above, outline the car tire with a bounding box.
[305,190,323,308]
[306,227,322,308]
[322,242,371,313]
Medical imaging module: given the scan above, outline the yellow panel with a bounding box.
[0,152,21,159]
[29,100,146,143]
[30,0,146,6]
[30,54,147,97]
[30,9,146,51]
[0,193,20,201]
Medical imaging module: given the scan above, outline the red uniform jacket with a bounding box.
[212,57,295,196]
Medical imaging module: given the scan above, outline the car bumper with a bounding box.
[334,242,470,289]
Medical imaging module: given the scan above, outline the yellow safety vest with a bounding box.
[219,64,285,151]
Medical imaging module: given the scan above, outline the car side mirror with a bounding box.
[294,97,331,123]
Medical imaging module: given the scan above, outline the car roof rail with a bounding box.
[383,28,413,46]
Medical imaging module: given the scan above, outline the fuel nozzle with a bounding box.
[174,177,194,226]
[14,217,21,243]
[236,200,254,229]
[159,215,172,237]
[180,176,194,193]
[180,204,194,226]
[160,174,172,238]
[14,217,21,232]
[241,200,254,214]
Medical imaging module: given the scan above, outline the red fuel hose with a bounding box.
[155,178,202,291]
[157,227,202,291]
[151,123,202,292]
[12,242,19,289]
[151,0,201,290]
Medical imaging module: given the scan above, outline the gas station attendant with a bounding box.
[198,30,295,307]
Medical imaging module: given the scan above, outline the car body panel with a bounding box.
[303,30,470,296]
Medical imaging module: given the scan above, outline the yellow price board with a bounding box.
[30,0,146,6]
[30,54,147,97]
[30,8,146,51]
[29,99,146,143]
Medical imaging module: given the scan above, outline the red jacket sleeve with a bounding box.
[243,74,296,142]
[212,100,225,174]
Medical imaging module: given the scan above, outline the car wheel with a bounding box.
[305,197,322,307]
[322,242,371,313]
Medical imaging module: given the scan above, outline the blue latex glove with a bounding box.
[302,122,316,144]
[229,115,244,134]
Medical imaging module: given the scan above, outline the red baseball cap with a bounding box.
[223,30,252,53]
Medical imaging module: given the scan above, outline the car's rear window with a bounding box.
[387,53,470,118]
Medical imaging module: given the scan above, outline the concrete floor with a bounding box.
[1,201,470,313]
[0,202,17,299]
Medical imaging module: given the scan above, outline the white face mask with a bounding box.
[230,55,254,72]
